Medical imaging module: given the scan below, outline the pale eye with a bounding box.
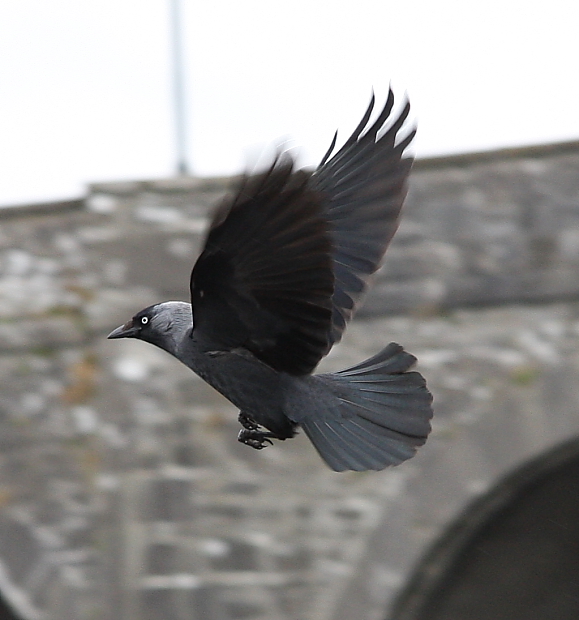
[140,316,149,326]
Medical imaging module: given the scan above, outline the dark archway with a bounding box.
[0,593,22,620]
[390,437,579,620]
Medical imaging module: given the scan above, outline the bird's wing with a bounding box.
[190,156,334,376]
[311,89,415,347]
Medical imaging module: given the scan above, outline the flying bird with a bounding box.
[108,90,433,471]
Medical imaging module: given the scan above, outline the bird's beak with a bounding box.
[107,320,138,339]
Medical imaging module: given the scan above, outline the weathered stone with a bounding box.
[1,142,579,620]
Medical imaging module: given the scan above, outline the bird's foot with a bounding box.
[238,411,259,431]
[237,429,276,450]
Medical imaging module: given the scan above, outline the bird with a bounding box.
[108,89,433,472]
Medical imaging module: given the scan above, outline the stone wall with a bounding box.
[371,141,579,313]
[0,140,578,620]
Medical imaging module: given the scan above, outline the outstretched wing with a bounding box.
[311,89,415,347]
[190,156,334,376]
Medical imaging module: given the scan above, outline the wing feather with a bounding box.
[190,90,414,371]
[311,89,415,347]
[190,155,334,375]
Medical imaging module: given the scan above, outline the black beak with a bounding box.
[107,320,138,339]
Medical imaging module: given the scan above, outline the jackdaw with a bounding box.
[108,90,433,471]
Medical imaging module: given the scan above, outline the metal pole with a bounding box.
[169,0,190,175]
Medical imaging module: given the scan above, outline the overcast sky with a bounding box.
[1,0,578,206]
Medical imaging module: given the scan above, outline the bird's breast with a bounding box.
[183,343,291,434]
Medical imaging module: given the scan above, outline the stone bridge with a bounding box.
[0,141,579,620]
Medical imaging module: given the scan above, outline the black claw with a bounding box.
[237,429,275,450]
[238,411,259,431]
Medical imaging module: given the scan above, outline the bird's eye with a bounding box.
[140,316,149,326]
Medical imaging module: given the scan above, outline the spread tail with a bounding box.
[301,343,433,472]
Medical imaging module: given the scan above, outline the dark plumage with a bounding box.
[108,90,433,471]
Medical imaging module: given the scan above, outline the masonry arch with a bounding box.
[390,437,579,620]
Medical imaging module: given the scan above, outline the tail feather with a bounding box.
[339,342,418,374]
[306,417,386,471]
[299,418,352,471]
[300,342,433,472]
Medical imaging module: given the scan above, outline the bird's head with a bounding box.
[107,301,193,355]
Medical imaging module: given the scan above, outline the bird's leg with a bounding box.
[237,429,278,450]
[238,411,259,431]
[237,411,283,450]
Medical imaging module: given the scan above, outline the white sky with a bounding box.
[1,0,578,206]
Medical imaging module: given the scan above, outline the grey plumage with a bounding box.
[108,91,433,471]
